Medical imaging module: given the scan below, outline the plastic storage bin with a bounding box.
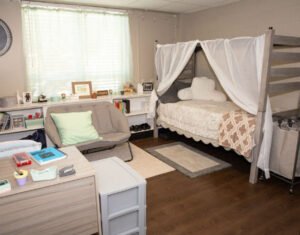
[25,118,44,129]
[92,157,146,235]
[270,123,300,179]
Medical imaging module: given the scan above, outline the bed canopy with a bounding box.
[151,33,273,180]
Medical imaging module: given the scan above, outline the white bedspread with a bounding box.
[157,100,240,143]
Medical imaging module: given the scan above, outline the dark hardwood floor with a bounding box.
[131,131,300,235]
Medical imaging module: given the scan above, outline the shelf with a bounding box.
[0,125,44,135]
[0,93,151,112]
[125,110,149,117]
[131,128,153,134]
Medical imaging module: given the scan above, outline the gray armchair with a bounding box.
[44,101,133,161]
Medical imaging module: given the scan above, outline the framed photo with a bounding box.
[72,81,92,99]
[97,90,109,96]
[11,115,25,129]
[142,82,153,92]
[22,92,32,104]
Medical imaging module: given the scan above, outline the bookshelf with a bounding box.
[0,125,44,135]
[0,93,153,143]
[112,94,153,134]
[125,110,148,117]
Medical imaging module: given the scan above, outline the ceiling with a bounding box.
[29,0,241,14]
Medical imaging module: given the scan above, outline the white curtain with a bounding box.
[22,3,132,97]
[153,35,272,177]
[148,41,198,118]
[155,41,199,96]
[200,35,272,178]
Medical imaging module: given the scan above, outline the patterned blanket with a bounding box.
[219,110,256,159]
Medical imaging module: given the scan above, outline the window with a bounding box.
[22,3,132,97]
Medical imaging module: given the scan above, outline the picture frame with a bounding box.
[22,92,32,104]
[97,90,109,96]
[72,81,92,99]
[11,115,25,129]
[142,82,153,92]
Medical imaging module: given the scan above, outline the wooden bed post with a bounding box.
[249,28,274,184]
[153,40,159,138]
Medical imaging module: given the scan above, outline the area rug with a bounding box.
[147,142,231,178]
[86,143,174,179]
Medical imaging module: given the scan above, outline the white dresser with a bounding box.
[92,157,147,235]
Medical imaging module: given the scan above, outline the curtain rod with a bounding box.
[21,0,178,15]
[21,0,128,15]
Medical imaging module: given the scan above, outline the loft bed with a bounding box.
[152,28,300,184]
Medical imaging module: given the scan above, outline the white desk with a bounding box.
[0,146,101,235]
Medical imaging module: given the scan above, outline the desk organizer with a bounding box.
[14,169,28,186]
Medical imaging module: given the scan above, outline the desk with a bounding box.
[0,146,101,235]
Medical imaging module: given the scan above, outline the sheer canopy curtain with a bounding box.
[200,36,273,178]
[22,3,132,97]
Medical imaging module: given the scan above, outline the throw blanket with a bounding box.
[219,111,256,159]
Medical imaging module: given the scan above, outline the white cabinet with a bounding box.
[92,157,146,235]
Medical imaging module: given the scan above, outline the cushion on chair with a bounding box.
[76,132,131,152]
[51,111,100,146]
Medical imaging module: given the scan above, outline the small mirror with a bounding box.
[0,19,13,56]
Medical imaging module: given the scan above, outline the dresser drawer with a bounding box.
[0,177,98,235]
[109,210,139,235]
[107,187,139,215]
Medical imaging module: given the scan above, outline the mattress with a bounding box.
[157,100,240,146]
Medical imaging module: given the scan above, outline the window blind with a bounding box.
[22,3,132,97]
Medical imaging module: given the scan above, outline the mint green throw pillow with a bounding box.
[51,111,100,146]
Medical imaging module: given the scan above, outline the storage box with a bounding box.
[92,157,146,235]
[270,123,300,179]
[25,118,44,129]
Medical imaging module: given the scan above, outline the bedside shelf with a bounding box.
[0,125,44,135]
[0,93,154,142]
[125,110,149,117]
[130,127,153,134]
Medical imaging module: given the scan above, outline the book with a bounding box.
[0,179,11,194]
[113,99,130,114]
[0,113,10,132]
[122,99,130,113]
[30,147,67,165]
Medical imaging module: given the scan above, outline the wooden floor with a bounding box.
[131,131,300,235]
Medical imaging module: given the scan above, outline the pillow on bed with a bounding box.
[191,77,227,102]
[178,87,193,100]
[160,80,191,103]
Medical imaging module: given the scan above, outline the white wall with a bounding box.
[0,0,178,97]
[0,0,26,97]
[179,0,300,41]
[178,0,300,111]
[130,11,178,85]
